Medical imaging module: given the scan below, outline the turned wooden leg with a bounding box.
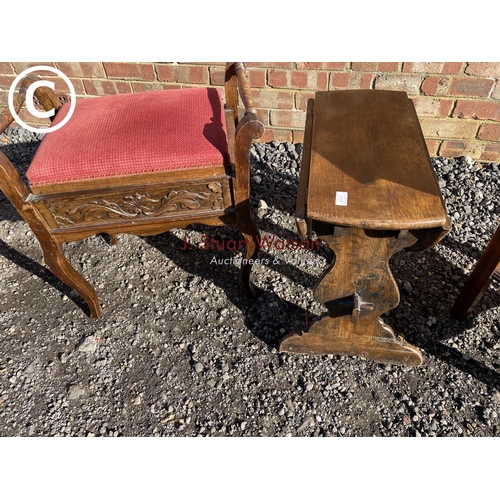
[236,199,261,297]
[280,227,422,366]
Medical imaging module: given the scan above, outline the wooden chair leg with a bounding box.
[451,225,500,320]
[1,151,100,318]
[236,199,261,297]
[40,237,102,319]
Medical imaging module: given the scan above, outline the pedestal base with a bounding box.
[280,314,422,366]
[279,226,423,366]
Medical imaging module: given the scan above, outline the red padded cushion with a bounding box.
[27,87,229,186]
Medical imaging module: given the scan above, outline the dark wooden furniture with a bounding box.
[279,90,451,366]
[0,63,264,318]
[451,225,500,320]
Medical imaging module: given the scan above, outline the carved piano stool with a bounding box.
[279,90,451,366]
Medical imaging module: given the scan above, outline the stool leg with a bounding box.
[0,153,101,318]
[451,225,500,320]
[40,236,102,319]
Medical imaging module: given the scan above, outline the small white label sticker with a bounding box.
[335,191,348,206]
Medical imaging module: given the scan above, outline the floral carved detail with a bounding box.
[208,182,225,210]
[49,183,225,227]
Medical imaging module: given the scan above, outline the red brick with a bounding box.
[420,117,479,139]
[246,62,294,68]
[480,143,500,161]
[258,109,270,127]
[412,97,454,117]
[156,64,210,84]
[182,62,222,66]
[291,71,327,90]
[10,62,57,73]
[351,62,378,71]
[269,109,306,128]
[266,128,293,143]
[292,129,305,144]
[131,82,181,92]
[56,62,105,78]
[209,68,225,86]
[422,76,451,96]
[156,64,175,82]
[83,79,132,96]
[268,70,327,90]
[295,92,315,111]
[0,75,16,90]
[425,139,441,156]
[442,62,464,74]
[252,89,294,110]
[260,129,276,143]
[403,62,445,73]
[268,70,288,88]
[329,72,372,90]
[453,100,500,121]
[0,62,14,74]
[247,69,266,88]
[449,77,494,97]
[439,140,467,157]
[22,75,86,96]
[103,62,156,81]
[330,72,350,89]
[477,123,500,141]
[378,62,399,72]
[374,74,422,94]
[351,62,398,72]
[440,140,486,158]
[174,65,209,84]
[355,73,373,89]
[296,62,348,70]
[493,82,500,100]
[0,71,83,95]
[465,63,500,78]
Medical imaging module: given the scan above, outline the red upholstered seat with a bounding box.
[27,87,229,186]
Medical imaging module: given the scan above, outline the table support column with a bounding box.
[280,226,423,366]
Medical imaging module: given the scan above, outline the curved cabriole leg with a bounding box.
[23,221,102,318]
[280,227,422,366]
[0,152,101,318]
[40,237,102,319]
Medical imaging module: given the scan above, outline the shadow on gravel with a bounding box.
[0,239,90,315]
[385,243,500,391]
[144,226,500,392]
[144,229,308,350]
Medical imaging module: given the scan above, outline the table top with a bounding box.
[304,90,450,230]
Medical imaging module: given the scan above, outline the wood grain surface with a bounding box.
[307,90,449,230]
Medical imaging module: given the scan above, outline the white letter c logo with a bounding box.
[25,80,56,119]
[8,65,76,134]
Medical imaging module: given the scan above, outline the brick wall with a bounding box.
[1,62,500,161]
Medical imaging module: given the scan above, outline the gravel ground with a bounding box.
[1,126,500,438]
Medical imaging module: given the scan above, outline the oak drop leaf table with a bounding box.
[279,90,451,366]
